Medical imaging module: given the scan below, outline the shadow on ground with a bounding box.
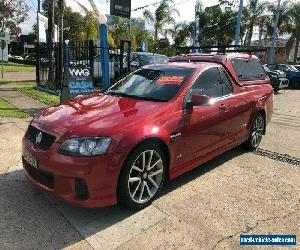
[0,146,245,249]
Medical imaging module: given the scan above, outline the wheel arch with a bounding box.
[129,137,171,180]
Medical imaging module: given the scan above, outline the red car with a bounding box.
[22,53,273,209]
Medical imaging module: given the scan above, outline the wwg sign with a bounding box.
[60,67,94,102]
[110,0,131,18]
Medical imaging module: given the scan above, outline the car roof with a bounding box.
[132,52,167,57]
[170,53,258,64]
[143,62,220,70]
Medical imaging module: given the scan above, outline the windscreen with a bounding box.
[231,58,266,81]
[106,67,194,101]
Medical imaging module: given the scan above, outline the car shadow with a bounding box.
[161,146,245,195]
[0,146,246,249]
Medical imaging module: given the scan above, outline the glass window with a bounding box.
[106,67,195,102]
[219,68,233,96]
[231,58,266,80]
[287,65,298,71]
[267,64,276,70]
[191,67,223,98]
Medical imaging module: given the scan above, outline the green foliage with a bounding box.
[199,5,236,46]
[42,1,99,41]
[2,63,35,73]
[0,0,29,37]
[15,86,60,106]
[0,97,28,118]
[143,0,179,51]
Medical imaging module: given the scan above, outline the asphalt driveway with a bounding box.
[0,89,299,250]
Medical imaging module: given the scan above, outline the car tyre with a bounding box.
[243,113,265,151]
[117,143,167,210]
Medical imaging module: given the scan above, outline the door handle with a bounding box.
[219,104,227,111]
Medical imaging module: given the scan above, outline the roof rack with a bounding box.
[176,45,267,55]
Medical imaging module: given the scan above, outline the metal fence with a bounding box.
[36,40,132,91]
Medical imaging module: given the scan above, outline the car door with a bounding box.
[182,66,232,160]
[218,68,252,143]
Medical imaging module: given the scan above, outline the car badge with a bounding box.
[35,132,43,145]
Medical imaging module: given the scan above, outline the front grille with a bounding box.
[28,125,56,150]
[23,158,54,189]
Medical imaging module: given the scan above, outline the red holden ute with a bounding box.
[22,53,273,209]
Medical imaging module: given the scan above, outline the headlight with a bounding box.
[269,74,278,79]
[58,137,112,156]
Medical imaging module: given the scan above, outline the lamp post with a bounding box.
[98,14,110,88]
[268,0,281,64]
[65,40,70,67]
[234,0,244,45]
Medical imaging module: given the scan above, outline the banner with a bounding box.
[60,67,94,102]
[110,0,131,19]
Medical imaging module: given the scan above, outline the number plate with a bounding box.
[23,154,38,169]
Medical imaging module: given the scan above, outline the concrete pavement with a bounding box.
[0,89,299,249]
[0,84,48,116]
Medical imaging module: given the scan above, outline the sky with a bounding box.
[21,0,290,37]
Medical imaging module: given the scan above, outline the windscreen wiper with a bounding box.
[135,96,166,102]
[106,92,165,102]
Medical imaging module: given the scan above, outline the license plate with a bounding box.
[23,154,38,169]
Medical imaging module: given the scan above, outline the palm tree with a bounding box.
[285,3,300,62]
[143,0,179,52]
[169,22,194,47]
[244,0,266,46]
[198,5,236,46]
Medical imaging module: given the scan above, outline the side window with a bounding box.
[219,68,233,96]
[279,65,288,72]
[192,67,223,98]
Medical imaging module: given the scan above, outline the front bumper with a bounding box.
[22,136,123,208]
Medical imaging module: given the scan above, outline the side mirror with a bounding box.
[186,94,211,108]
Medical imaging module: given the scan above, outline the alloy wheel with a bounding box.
[128,150,164,204]
[250,115,265,148]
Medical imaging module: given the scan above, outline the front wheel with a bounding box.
[243,113,265,150]
[117,143,166,210]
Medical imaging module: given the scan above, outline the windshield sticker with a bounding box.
[156,76,185,85]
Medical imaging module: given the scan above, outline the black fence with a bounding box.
[36,40,132,91]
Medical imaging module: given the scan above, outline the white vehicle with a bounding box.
[93,53,128,81]
[93,54,116,80]
[13,55,24,60]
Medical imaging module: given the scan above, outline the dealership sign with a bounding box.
[60,67,94,102]
[110,0,131,18]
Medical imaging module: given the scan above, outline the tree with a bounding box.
[170,22,194,47]
[0,0,29,37]
[244,0,266,46]
[199,5,236,46]
[285,3,300,62]
[63,7,85,41]
[143,0,179,52]
[83,12,98,40]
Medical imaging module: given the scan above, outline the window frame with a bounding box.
[218,67,234,96]
[183,66,234,109]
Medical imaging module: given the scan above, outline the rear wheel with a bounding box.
[243,113,265,150]
[117,143,166,210]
